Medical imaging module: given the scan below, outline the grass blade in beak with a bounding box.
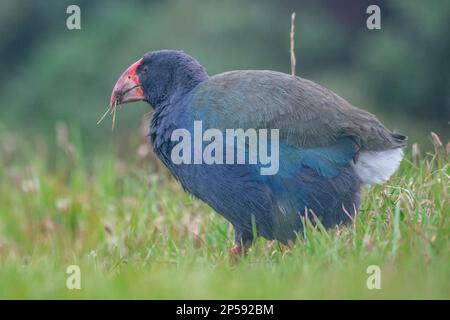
[96,101,118,131]
[112,102,117,131]
[97,105,113,125]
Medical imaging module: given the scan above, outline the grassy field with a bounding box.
[0,128,448,299]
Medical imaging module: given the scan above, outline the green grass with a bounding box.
[0,130,448,299]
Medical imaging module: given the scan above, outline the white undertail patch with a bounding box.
[353,148,404,185]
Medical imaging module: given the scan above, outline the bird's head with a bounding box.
[110,50,208,109]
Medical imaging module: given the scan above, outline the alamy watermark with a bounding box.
[170,121,280,175]
[66,265,81,290]
[366,265,381,290]
[366,5,381,30]
[66,5,81,30]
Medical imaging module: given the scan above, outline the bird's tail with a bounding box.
[352,148,404,185]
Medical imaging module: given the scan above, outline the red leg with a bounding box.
[229,243,242,256]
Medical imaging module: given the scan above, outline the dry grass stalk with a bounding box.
[290,12,296,77]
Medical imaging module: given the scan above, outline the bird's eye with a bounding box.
[143,66,148,72]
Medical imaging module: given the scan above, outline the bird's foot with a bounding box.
[277,240,295,255]
[229,243,243,256]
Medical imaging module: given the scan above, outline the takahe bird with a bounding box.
[109,50,407,254]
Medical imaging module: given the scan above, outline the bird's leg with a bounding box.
[229,243,243,256]
[229,227,254,257]
[277,240,295,255]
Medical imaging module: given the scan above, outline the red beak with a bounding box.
[110,58,144,106]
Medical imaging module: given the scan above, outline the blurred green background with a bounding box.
[0,0,449,155]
